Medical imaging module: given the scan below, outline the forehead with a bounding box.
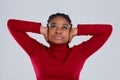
[49,16,69,24]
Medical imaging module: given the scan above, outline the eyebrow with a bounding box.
[49,23,70,27]
[63,24,70,26]
[50,23,56,25]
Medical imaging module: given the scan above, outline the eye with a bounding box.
[62,26,68,30]
[62,24,70,30]
[51,25,56,28]
[49,24,57,29]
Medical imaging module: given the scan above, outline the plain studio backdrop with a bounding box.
[0,0,120,80]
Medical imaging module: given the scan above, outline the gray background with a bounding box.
[0,0,120,80]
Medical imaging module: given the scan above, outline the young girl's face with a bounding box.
[48,16,71,44]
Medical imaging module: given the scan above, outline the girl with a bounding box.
[7,13,112,80]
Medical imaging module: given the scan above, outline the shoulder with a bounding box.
[70,43,84,52]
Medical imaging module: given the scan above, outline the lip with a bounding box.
[54,35,63,40]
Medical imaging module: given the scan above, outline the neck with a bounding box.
[48,42,70,61]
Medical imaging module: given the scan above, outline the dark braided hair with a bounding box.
[47,13,72,27]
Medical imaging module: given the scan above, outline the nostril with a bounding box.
[55,29,62,34]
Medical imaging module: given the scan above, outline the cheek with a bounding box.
[48,30,54,38]
[64,32,70,39]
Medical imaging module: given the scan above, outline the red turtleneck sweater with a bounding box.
[7,19,112,80]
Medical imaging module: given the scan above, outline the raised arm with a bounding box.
[72,24,112,59]
[7,19,42,56]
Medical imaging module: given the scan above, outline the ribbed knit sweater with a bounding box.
[7,19,112,80]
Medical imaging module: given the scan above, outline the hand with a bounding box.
[69,28,77,42]
[40,26,48,42]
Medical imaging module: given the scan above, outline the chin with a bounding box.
[49,39,68,44]
[53,40,68,44]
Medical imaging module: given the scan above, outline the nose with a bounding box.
[55,27,62,34]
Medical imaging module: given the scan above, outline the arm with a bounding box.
[71,24,112,59]
[7,19,42,56]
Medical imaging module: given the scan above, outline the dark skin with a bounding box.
[40,16,77,44]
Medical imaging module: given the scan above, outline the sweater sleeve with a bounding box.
[7,19,42,56]
[76,24,112,59]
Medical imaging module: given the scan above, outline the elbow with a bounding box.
[104,24,113,34]
[7,19,12,28]
[7,19,16,29]
[108,24,113,34]
[104,24,113,37]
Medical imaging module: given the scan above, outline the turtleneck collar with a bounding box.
[47,41,70,61]
[49,41,69,51]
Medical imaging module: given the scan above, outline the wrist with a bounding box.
[40,26,46,34]
[69,28,77,42]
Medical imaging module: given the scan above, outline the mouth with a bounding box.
[54,35,63,40]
